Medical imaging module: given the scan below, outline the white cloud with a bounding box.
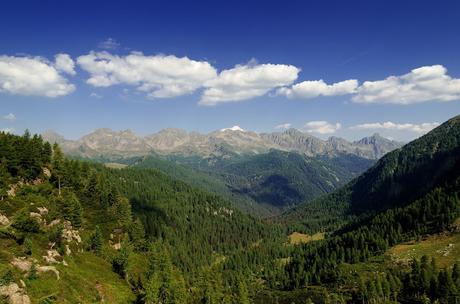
[0,128,14,133]
[353,65,460,104]
[54,53,76,75]
[350,121,440,133]
[200,62,300,106]
[98,38,120,50]
[3,113,16,121]
[77,51,217,98]
[275,123,292,130]
[303,121,341,134]
[90,92,102,99]
[0,55,75,97]
[278,79,358,99]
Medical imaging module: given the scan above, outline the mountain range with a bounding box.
[1,116,459,303]
[42,127,403,160]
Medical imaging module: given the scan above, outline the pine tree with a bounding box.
[128,218,146,251]
[112,236,131,279]
[28,262,38,280]
[236,274,250,304]
[109,195,132,230]
[145,242,187,304]
[0,158,10,200]
[42,141,52,165]
[89,225,103,255]
[453,263,460,288]
[24,237,33,255]
[52,143,65,196]
[57,191,83,228]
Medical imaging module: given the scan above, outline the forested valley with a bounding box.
[1,115,460,303]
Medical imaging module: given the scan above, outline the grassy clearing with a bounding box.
[288,232,325,245]
[104,162,128,169]
[386,231,460,268]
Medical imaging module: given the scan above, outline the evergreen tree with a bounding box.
[89,225,103,255]
[145,242,187,304]
[0,158,10,200]
[453,263,460,288]
[236,274,250,304]
[57,191,83,228]
[52,143,65,195]
[28,262,38,280]
[24,237,33,255]
[128,218,146,251]
[42,142,52,165]
[112,236,131,279]
[109,195,132,230]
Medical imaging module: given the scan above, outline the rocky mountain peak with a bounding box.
[42,127,404,160]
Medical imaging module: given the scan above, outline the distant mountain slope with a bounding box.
[133,150,375,216]
[42,127,402,160]
[284,114,460,230]
[261,129,399,159]
[129,154,276,217]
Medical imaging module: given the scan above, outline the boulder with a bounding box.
[62,221,81,243]
[65,244,71,256]
[0,283,20,297]
[42,168,51,178]
[9,293,31,304]
[0,283,30,304]
[0,213,10,226]
[10,257,32,272]
[43,249,61,264]
[36,207,48,215]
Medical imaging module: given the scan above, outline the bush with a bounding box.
[28,263,38,280]
[0,270,13,285]
[12,210,40,233]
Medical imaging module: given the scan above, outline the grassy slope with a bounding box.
[386,218,460,268]
[0,230,134,304]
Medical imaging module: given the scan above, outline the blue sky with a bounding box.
[0,0,459,141]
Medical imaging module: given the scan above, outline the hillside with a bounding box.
[128,154,276,217]
[284,115,460,230]
[2,116,459,304]
[132,151,374,216]
[271,115,460,303]
[0,131,279,303]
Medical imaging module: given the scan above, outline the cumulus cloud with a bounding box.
[3,113,16,121]
[199,62,300,106]
[350,121,440,133]
[278,79,358,99]
[275,123,292,130]
[77,51,217,98]
[303,121,341,134]
[54,53,76,75]
[353,65,460,104]
[0,55,75,97]
[98,38,120,50]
